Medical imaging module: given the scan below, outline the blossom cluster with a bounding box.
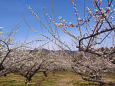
[0,27,3,34]
[86,6,115,23]
[54,16,75,28]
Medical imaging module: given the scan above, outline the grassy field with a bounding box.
[0,71,114,86]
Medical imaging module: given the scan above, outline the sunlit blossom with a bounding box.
[111,16,114,19]
[95,9,98,13]
[86,7,90,12]
[106,7,110,12]
[62,19,65,23]
[99,0,102,3]
[89,11,93,15]
[91,28,93,31]
[68,25,71,27]
[57,23,64,27]
[93,15,96,18]
[73,7,77,10]
[65,26,68,28]
[100,8,104,11]
[94,25,96,28]
[69,22,72,25]
[111,11,114,14]
[0,27,3,29]
[87,19,90,22]
[104,14,108,18]
[78,16,83,21]
[94,20,98,22]
[96,15,100,19]
[59,23,63,26]
[65,22,68,25]
[70,23,74,27]
[58,16,62,20]
[55,23,58,26]
[102,18,105,21]
[101,9,106,14]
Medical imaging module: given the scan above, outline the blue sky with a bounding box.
[0,0,114,49]
[0,0,81,49]
[0,0,76,40]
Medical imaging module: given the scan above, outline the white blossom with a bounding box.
[78,16,83,21]
[89,11,93,15]
[62,19,65,23]
[106,7,110,12]
[86,7,90,12]
[65,22,68,25]
[58,16,62,20]
[95,9,98,13]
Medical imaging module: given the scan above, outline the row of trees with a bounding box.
[26,0,115,85]
[0,0,115,86]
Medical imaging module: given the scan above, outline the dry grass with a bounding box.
[0,71,114,86]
